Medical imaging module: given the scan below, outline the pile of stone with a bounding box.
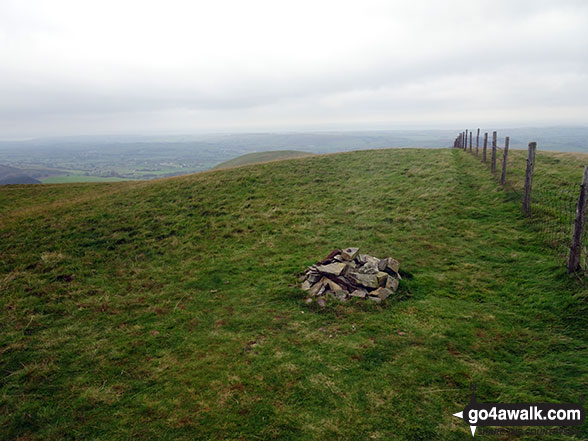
[300,247,401,305]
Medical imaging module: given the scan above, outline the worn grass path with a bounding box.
[1,148,587,440]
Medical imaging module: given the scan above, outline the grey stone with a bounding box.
[326,279,344,292]
[348,272,379,289]
[385,276,399,292]
[363,254,381,266]
[372,287,392,300]
[301,280,312,291]
[368,295,382,304]
[376,271,389,286]
[378,257,400,274]
[341,247,359,261]
[331,290,349,302]
[310,277,329,297]
[350,288,367,299]
[358,261,379,274]
[307,273,322,283]
[315,262,348,277]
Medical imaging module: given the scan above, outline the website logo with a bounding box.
[453,384,585,436]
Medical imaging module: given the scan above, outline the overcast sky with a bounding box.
[1,0,587,139]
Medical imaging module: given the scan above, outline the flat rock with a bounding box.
[307,272,322,283]
[301,280,312,291]
[358,261,379,274]
[320,249,341,264]
[372,287,392,300]
[330,290,349,302]
[326,279,344,292]
[385,276,399,292]
[376,271,389,286]
[340,247,359,261]
[310,277,329,297]
[350,288,367,299]
[368,295,382,304]
[315,262,348,277]
[378,257,400,274]
[348,272,379,289]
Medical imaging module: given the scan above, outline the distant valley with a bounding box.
[1,127,587,184]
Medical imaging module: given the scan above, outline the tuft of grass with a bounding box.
[1,148,587,440]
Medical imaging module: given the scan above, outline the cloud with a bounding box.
[0,0,587,137]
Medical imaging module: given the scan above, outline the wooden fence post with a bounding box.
[476,128,480,157]
[522,142,537,215]
[500,136,509,186]
[567,166,588,273]
[483,132,488,163]
[469,132,472,152]
[465,129,468,150]
[491,131,497,173]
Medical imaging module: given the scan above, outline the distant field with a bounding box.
[40,175,132,184]
[212,150,314,169]
[1,148,587,440]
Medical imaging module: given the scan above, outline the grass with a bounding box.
[1,148,587,440]
[212,150,314,169]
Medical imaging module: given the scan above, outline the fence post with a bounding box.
[491,131,497,173]
[469,132,472,152]
[522,142,537,215]
[483,132,488,163]
[567,166,588,273]
[465,129,468,150]
[476,128,480,157]
[500,136,509,186]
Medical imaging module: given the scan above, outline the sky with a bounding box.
[0,0,587,139]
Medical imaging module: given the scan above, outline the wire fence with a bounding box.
[453,130,588,275]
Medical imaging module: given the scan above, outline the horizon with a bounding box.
[2,124,588,144]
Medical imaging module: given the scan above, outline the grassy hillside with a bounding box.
[1,148,587,440]
[212,150,314,169]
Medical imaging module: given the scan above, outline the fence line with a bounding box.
[453,129,588,275]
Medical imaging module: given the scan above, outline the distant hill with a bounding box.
[212,150,314,169]
[0,164,40,185]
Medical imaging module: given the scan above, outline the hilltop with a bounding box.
[212,150,314,169]
[0,164,40,185]
[1,148,587,440]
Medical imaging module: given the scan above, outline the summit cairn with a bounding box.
[300,247,401,305]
